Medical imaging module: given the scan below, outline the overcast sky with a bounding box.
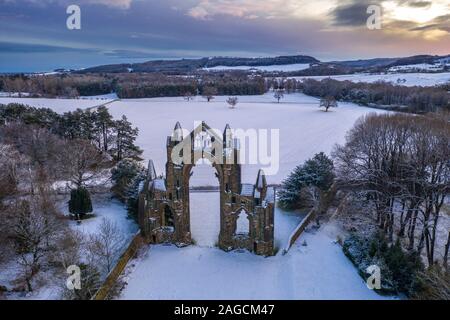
[0,0,449,72]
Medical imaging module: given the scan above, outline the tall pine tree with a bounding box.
[95,106,114,152]
[113,115,142,161]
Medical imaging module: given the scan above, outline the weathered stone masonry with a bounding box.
[138,122,275,256]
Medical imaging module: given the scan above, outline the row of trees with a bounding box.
[0,100,149,297]
[333,113,449,268]
[1,74,114,97]
[3,73,447,114]
[117,75,266,98]
[0,101,143,297]
[0,131,125,297]
[300,78,449,114]
[0,104,142,162]
[0,102,143,223]
[0,73,266,99]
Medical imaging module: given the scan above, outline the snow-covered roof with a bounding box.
[151,179,166,192]
[240,184,254,197]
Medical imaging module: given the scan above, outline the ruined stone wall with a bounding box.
[138,122,275,256]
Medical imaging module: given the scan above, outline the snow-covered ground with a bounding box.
[106,93,386,186]
[204,63,311,72]
[1,93,386,185]
[0,93,404,300]
[119,192,388,300]
[0,258,63,300]
[56,194,138,241]
[296,72,450,87]
[0,195,138,300]
[0,96,116,113]
[79,93,118,100]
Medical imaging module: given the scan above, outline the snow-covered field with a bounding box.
[0,93,386,186]
[297,72,450,87]
[79,93,118,100]
[107,93,386,185]
[204,63,311,72]
[0,93,402,300]
[119,192,388,300]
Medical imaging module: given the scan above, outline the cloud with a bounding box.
[328,0,449,41]
[409,14,450,33]
[187,0,268,20]
[188,5,211,20]
[399,0,432,8]
[85,0,133,9]
[186,0,334,20]
[1,0,449,71]
[0,0,134,9]
[0,41,96,53]
[330,0,381,27]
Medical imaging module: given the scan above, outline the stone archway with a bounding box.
[188,158,221,247]
[138,122,275,256]
[235,208,250,236]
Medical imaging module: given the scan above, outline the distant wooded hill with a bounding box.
[333,54,450,69]
[76,53,449,75]
[77,55,319,73]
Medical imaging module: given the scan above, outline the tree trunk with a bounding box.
[408,208,419,250]
[427,213,439,266]
[444,231,450,270]
[25,276,32,292]
[399,200,417,237]
[388,214,394,242]
[418,199,433,255]
[102,124,108,152]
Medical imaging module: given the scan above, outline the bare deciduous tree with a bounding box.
[10,198,59,291]
[333,113,450,267]
[202,86,218,102]
[274,89,284,103]
[59,139,110,188]
[0,144,21,199]
[62,263,102,300]
[227,97,238,109]
[87,218,124,274]
[183,91,194,101]
[319,96,338,112]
